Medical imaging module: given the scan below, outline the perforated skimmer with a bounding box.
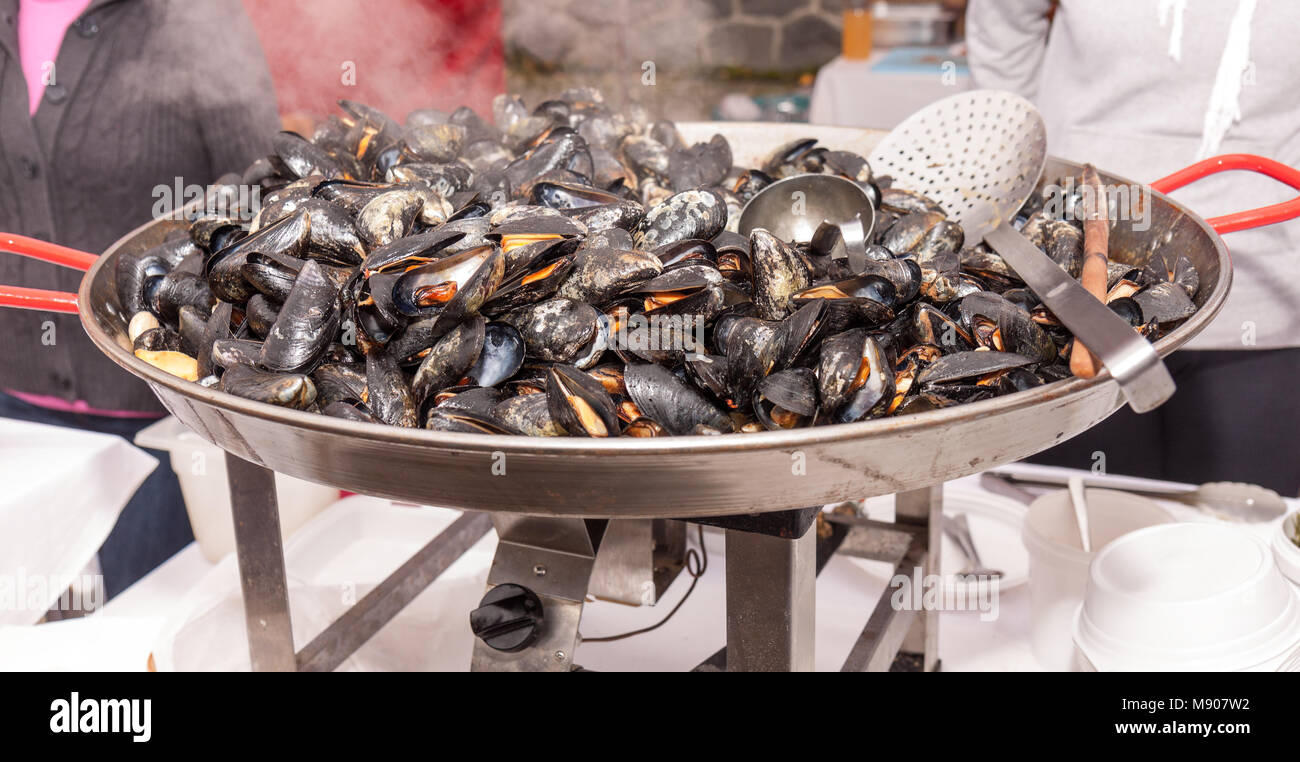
[868,90,1176,413]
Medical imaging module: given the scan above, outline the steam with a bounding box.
[242,0,505,122]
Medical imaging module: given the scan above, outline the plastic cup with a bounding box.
[1022,488,1173,670]
[1074,522,1300,671]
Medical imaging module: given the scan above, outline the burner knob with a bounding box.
[470,583,544,652]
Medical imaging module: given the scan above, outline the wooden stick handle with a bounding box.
[1070,164,1109,378]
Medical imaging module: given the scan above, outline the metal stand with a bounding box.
[835,485,944,672]
[723,524,817,671]
[224,452,942,673]
[224,452,492,672]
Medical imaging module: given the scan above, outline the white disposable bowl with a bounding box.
[1074,523,1300,671]
[1274,512,1300,588]
[1021,488,1173,671]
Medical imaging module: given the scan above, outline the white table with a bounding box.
[10,469,1292,671]
[810,47,972,129]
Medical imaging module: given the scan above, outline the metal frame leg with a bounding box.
[895,485,942,672]
[226,452,296,672]
[724,522,817,672]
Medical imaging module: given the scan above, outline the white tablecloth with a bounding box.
[0,419,156,627]
[810,49,972,129]
[5,469,1293,671]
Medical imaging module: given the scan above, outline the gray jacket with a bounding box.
[968,0,1300,350]
[0,0,279,410]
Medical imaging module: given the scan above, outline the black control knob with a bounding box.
[470,583,544,652]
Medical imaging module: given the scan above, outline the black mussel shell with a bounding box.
[219,364,317,409]
[259,260,342,373]
[365,351,418,427]
[623,363,731,436]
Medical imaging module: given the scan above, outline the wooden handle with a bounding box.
[1070,164,1109,378]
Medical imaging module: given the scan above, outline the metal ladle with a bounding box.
[868,90,1176,413]
[737,173,876,273]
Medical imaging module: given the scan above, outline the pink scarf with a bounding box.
[18,0,93,115]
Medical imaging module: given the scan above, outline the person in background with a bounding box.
[242,0,504,133]
[0,0,280,596]
[966,0,1300,496]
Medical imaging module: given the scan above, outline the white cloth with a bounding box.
[0,419,156,625]
[967,0,1300,350]
[809,52,973,129]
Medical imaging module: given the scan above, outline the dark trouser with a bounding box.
[0,392,193,599]
[1029,348,1300,497]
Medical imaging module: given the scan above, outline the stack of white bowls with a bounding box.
[1073,523,1300,672]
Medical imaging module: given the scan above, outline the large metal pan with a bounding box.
[5,124,1298,518]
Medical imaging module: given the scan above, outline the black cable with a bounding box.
[583,524,709,643]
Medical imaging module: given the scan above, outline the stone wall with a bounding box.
[506,0,873,74]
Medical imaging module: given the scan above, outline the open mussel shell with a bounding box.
[957,291,1058,362]
[1108,296,1144,327]
[391,244,505,327]
[816,329,896,423]
[483,247,578,314]
[912,302,975,354]
[362,226,467,275]
[465,322,525,387]
[754,367,818,430]
[652,238,717,269]
[545,364,620,437]
[219,364,317,409]
[793,274,896,328]
[624,363,731,436]
[410,315,486,403]
[259,260,343,373]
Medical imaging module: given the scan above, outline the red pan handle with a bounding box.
[0,232,98,314]
[1151,153,1300,234]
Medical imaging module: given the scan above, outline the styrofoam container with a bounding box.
[134,417,338,562]
[1074,523,1300,671]
[1022,488,1173,670]
[1273,512,1300,588]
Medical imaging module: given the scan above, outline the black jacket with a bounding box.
[0,0,279,410]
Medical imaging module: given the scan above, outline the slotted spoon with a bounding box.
[868,90,1176,413]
